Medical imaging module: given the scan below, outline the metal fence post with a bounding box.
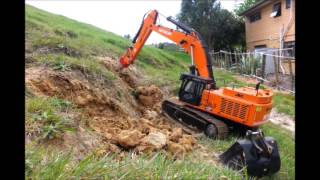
[262,54,266,79]
[273,51,279,88]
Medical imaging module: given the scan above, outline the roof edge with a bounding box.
[239,0,276,16]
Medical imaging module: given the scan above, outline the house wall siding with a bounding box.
[244,0,295,50]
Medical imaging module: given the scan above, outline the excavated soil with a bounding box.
[25,58,200,159]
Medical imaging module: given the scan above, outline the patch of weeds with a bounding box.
[25,145,72,179]
[197,134,238,153]
[26,97,75,141]
[34,54,116,81]
[272,93,295,118]
[29,110,74,140]
[53,61,71,71]
[49,97,72,110]
[116,90,122,100]
[103,38,115,44]
[55,29,78,38]
[25,145,242,180]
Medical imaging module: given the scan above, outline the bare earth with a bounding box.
[269,109,295,134]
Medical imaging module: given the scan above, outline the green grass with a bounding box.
[26,96,75,141]
[273,93,295,118]
[214,69,247,88]
[260,123,295,180]
[25,144,242,180]
[26,5,189,90]
[33,53,116,81]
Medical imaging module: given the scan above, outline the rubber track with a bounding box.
[162,99,229,139]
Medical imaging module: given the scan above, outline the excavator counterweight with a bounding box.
[118,9,281,178]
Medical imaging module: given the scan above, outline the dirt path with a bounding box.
[269,109,295,134]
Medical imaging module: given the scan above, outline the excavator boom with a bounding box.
[119,10,214,81]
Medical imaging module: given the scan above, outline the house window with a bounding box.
[254,45,267,52]
[286,0,291,9]
[249,12,261,23]
[283,41,295,57]
[254,45,267,49]
[271,3,281,18]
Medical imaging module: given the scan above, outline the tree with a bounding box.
[123,34,131,40]
[158,43,164,49]
[177,0,245,51]
[234,0,262,16]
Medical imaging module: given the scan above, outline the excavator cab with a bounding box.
[178,74,213,106]
[178,73,217,106]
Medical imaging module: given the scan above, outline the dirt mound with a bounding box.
[89,114,197,155]
[137,132,167,152]
[25,66,141,117]
[116,129,144,149]
[97,56,140,88]
[136,85,163,107]
[169,128,183,142]
[26,65,197,157]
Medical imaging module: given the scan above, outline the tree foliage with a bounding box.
[234,0,262,16]
[177,0,245,51]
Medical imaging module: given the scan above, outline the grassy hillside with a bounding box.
[26,5,190,92]
[25,4,294,180]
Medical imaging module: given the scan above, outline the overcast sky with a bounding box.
[26,0,243,44]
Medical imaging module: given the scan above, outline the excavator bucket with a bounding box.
[219,130,281,178]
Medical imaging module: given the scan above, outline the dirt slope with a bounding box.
[26,57,201,159]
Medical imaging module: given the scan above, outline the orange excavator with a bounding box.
[119,10,280,177]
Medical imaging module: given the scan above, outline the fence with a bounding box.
[209,48,295,93]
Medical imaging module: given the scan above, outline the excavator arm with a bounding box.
[119,10,214,80]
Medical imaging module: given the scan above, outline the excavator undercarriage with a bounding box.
[162,99,229,139]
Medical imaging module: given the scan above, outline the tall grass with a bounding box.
[26,144,242,180]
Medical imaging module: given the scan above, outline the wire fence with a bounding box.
[209,48,295,94]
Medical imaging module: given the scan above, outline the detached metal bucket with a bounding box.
[219,130,281,178]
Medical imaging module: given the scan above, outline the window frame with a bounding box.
[249,11,261,23]
[272,2,282,18]
[283,41,295,57]
[254,45,267,49]
[286,0,291,9]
